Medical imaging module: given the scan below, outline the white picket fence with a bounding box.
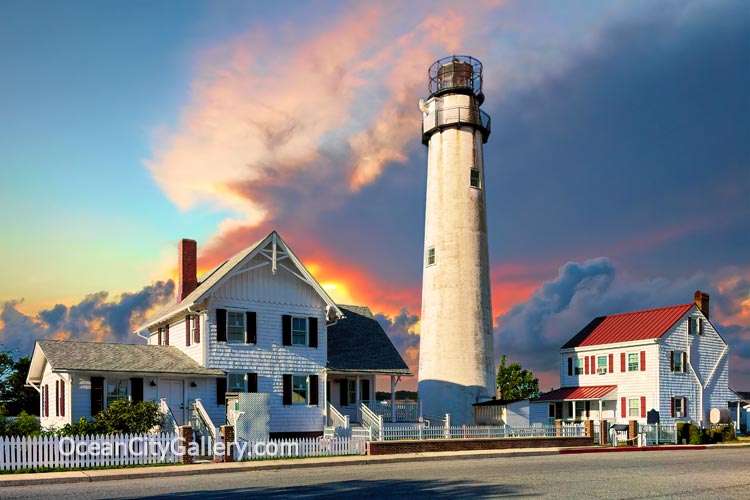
[0,433,179,471]
[236,437,367,460]
[380,424,586,441]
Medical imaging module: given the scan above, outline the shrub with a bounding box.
[91,400,162,435]
[676,422,703,444]
[5,411,41,437]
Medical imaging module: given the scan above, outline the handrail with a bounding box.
[422,105,491,145]
[193,398,218,443]
[361,400,421,423]
[327,402,349,431]
[159,398,179,435]
[359,402,383,441]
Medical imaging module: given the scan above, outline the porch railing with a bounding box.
[361,400,421,423]
[191,398,218,457]
[159,398,179,435]
[360,402,383,441]
[327,402,350,435]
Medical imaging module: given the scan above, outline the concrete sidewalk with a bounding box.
[1,443,746,487]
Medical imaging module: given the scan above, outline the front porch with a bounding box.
[532,385,618,425]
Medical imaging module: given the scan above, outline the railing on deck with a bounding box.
[380,423,587,441]
[362,400,421,423]
[159,398,179,435]
[191,398,218,457]
[327,402,350,433]
[360,402,383,441]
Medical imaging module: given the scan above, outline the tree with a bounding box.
[496,354,541,400]
[0,350,39,416]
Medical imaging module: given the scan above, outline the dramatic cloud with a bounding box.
[495,259,750,391]
[375,309,421,387]
[0,281,174,355]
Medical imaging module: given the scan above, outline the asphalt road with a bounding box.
[1,449,748,500]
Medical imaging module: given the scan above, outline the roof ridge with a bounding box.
[603,303,693,318]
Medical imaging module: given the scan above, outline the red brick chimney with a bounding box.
[178,239,198,302]
[694,290,709,320]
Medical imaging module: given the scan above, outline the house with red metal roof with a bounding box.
[529,291,736,428]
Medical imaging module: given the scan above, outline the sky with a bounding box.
[1,0,748,392]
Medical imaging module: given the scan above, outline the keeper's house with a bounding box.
[27,232,411,437]
[530,292,736,428]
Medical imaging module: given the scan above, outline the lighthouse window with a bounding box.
[470,169,481,188]
[427,247,436,266]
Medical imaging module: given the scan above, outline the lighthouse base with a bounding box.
[418,379,494,426]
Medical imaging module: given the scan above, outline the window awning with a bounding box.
[535,385,617,402]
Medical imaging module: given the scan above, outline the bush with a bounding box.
[92,400,163,435]
[676,422,703,444]
[2,412,41,437]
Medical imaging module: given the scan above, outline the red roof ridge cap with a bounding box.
[603,303,693,318]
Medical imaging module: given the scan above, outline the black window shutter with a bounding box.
[361,379,370,401]
[217,309,227,342]
[698,318,703,334]
[216,377,227,406]
[186,316,191,346]
[282,374,292,405]
[194,314,201,344]
[44,384,49,417]
[55,380,59,417]
[91,376,104,416]
[247,373,258,393]
[339,379,349,406]
[246,311,257,344]
[567,357,573,376]
[158,328,163,345]
[131,378,144,402]
[309,375,319,406]
[164,324,170,345]
[688,318,693,334]
[308,317,318,348]
[282,315,292,346]
[670,351,674,372]
[682,352,687,371]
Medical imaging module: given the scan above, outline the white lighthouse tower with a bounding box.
[418,55,495,425]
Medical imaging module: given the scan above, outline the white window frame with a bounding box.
[470,168,481,189]
[627,352,639,372]
[106,379,129,408]
[674,397,685,418]
[291,317,308,346]
[574,358,584,375]
[291,375,309,405]
[597,356,607,375]
[227,373,245,393]
[227,310,245,343]
[192,315,200,344]
[427,246,436,267]
[673,351,685,373]
[628,397,640,418]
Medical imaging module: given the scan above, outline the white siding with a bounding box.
[204,258,329,434]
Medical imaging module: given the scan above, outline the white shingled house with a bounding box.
[27,231,411,437]
[529,292,737,428]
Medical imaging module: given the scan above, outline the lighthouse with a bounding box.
[418,56,495,425]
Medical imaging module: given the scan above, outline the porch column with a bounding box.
[390,375,397,423]
[572,401,576,421]
[598,400,603,422]
[355,375,361,405]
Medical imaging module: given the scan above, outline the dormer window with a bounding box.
[687,317,703,335]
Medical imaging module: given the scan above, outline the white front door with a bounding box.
[160,380,185,425]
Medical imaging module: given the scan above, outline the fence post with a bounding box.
[221,425,235,462]
[584,420,593,438]
[555,419,563,437]
[179,426,194,464]
[599,420,608,445]
[445,413,451,439]
[628,420,638,444]
[378,415,384,441]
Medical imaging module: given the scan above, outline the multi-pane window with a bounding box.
[106,379,128,408]
[628,398,640,418]
[673,351,685,373]
[427,247,436,266]
[574,358,584,375]
[227,373,245,392]
[470,168,481,188]
[597,356,607,374]
[292,317,308,346]
[227,311,245,342]
[674,397,685,418]
[628,353,639,372]
[292,375,308,404]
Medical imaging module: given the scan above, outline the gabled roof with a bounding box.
[138,231,343,331]
[27,340,225,383]
[326,305,411,375]
[535,385,617,401]
[562,303,695,349]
